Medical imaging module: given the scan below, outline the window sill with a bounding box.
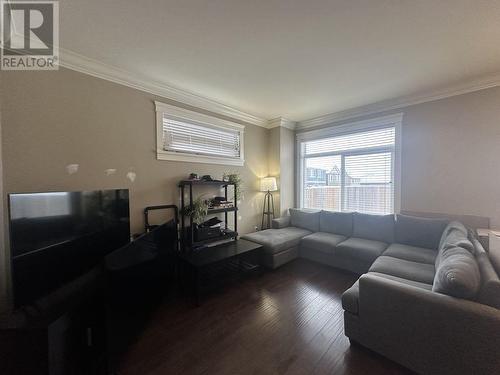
[157,150,245,166]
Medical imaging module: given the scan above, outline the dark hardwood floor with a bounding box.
[115,259,413,375]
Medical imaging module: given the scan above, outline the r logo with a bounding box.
[1,1,59,70]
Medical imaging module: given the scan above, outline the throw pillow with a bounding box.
[433,246,480,299]
[289,208,320,232]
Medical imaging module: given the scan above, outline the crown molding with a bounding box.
[59,48,269,128]
[296,72,500,130]
[267,117,296,130]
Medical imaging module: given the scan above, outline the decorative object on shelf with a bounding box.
[194,216,224,241]
[208,196,234,209]
[260,176,278,230]
[189,173,199,180]
[180,195,208,224]
[194,223,223,241]
[223,172,243,199]
[199,217,223,228]
[201,175,213,181]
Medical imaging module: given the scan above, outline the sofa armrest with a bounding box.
[357,273,500,375]
[272,216,291,229]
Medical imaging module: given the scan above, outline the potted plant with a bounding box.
[181,196,208,225]
[223,172,243,200]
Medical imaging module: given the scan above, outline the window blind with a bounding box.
[301,126,395,215]
[163,116,241,158]
[304,127,395,156]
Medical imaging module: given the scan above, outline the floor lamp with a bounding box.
[260,177,278,230]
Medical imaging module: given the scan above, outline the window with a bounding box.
[155,101,245,166]
[297,114,402,215]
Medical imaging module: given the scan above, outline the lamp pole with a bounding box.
[261,189,275,230]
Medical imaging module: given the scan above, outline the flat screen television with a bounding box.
[8,189,130,307]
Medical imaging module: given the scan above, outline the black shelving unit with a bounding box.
[179,180,238,250]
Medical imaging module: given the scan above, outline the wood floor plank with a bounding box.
[115,259,414,375]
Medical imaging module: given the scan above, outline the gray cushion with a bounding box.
[395,214,448,250]
[433,246,480,299]
[352,213,395,243]
[300,232,346,254]
[369,255,435,284]
[341,272,433,315]
[476,251,500,309]
[336,237,389,264]
[241,227,311,255]
[289,208,320,232]
[383,243,437,265]
[319,211,353,237]
[369,272,433,290]
[439,221,474,253]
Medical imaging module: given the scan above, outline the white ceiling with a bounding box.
[60,0,500,122]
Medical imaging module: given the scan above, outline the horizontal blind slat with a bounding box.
[162,116,240,158]
[305,127,395,156]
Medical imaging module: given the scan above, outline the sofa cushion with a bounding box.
[476,251,500,309]
[336,237,389,264]
[433,246,480,299]
[289,208,320,232]
[395,214,448,250]
[383,243,437,265]
[352,213,395,243]
[241,227,311,255]
[300,232,346,254]
[439,221,474,253]
[369,255,435,284]
[369,272,433,290]
[319,211,353,237]
[341,272,433,315]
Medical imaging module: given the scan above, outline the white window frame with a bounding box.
[155,101,245,166]
[296,113,403,213]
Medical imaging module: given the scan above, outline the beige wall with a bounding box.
[401,87,500,227]
[266,126,296,218]
[279,127,295,215]
[297,86,500,228]
[267,127,281,217]
[0,68,269,235]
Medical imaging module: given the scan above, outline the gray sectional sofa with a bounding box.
[242,209,500,375]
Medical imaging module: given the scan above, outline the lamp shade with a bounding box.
[260,177,278,192]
